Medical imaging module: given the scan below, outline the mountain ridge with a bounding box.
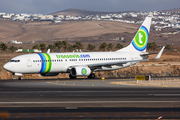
[50,8,132,16]
[50,8,180,17]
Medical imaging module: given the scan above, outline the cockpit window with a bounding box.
[10,60,20,62]
[10,60,14,62]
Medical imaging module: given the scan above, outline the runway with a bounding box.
[0,78,180,107]
[0,78,180,119]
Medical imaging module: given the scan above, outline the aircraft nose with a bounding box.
[3,63,12,71]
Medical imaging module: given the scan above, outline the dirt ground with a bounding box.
[111,79,180,87]
[0,18,137,43]
[1,18,180,49]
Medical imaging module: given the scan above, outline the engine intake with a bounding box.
[70,66,91,76]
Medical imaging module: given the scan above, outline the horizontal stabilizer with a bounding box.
[140,52,159,56]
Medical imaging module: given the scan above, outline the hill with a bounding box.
[162,8,180,12]
[0,18,138,44]
[51,8,125,16]
[0,18,180,49]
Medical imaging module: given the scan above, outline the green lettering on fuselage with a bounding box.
[56,54,80,59]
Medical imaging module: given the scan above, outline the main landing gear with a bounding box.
[69,73,96,79]
[18,76,23,80]
[69,74,77,79]
[88,73,95,79]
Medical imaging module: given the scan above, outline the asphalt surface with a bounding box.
[0,78,180,119]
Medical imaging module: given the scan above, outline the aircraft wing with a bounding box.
[88,46,165,68]
[88,59,148,68]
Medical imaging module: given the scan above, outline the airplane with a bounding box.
[3,14,165,80]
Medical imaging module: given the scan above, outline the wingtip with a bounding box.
[47,49,50,53]
[154,46,165,59]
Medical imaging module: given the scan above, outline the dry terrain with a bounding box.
[0,18,180,49]
[0,18,137,43]
[0,52,179,80]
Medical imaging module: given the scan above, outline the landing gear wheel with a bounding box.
[69,74,77,79]
[18,76,23,80]
[88,73,95,79]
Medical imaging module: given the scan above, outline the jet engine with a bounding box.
[70,66,91,76]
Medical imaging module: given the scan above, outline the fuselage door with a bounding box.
[130,54,133,60]
[27,57,32,67]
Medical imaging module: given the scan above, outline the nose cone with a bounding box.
[3,63,12,72]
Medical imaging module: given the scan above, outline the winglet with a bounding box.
[47,49,50,53]
[154,46,165,60]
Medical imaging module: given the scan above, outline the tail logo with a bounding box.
[132,26,149,51]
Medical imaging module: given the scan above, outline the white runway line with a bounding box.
[0,101,180,104]
[149,94,180,96]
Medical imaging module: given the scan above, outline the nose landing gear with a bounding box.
[12,73,23,80]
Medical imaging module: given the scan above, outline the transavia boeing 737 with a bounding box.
[3,14,165,80]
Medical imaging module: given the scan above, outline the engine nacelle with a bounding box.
[41,73,59,76]
[70,66,91,76]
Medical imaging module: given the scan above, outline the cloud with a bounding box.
[0,0,179,14]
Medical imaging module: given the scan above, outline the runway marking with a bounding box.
[46,82,93,86]
[46,81,110,87]
[150,94,180,96]
[0,91,137,93]
[1,91,180,97]
[46,80,133,87]
[0,101,180,104]
[110,82,136,86]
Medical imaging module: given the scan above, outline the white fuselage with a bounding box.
[3,51,142,75]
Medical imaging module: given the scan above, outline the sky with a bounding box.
[0,0,180,14]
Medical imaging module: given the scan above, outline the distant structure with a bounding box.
[10,40,22,44]
[1,9,180,31]
[16,49,41,53]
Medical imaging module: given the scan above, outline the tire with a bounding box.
[88,73,95,79]
[69,74,77,79]
[18,77,22,80]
